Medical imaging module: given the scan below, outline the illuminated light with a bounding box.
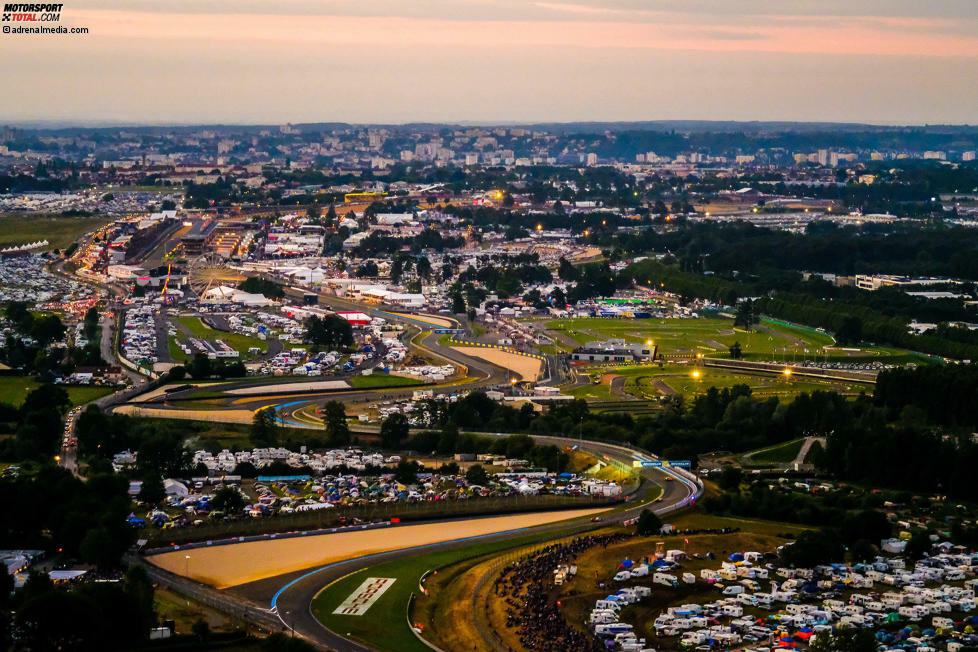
[496,191,503,199]
[536,224,543,231]
[665,215,671,221]
[753,207,759,213]
[602,220,606,226]
[783,368,792,376]
[691,370,701,379]
[705,212,710,217]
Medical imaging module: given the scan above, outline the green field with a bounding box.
[544,316,923,365]
[168,336,189,362]
[546,316,828,359]
[565,382,616,400]
[569,363,873,402]
[348,373,423,389]
[747,437,806,464]
[0,214,111,250]
[173,317,267,358]
[0,376,115,407]
[312,528,583,652]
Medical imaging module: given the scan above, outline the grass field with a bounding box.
[567,363,872,402]
[544,316,924,365]
[0,376,115,407]
[348,373,423,389]
[173,316,267,358]
[0,214,111,250]
[747,438,806,464]
[168,336,189,362]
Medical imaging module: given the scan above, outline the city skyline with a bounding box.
[2,0,977,125]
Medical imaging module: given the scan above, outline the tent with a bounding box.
[618,559,634,569]
[728,552,745,562]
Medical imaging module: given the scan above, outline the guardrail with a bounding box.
[128,555,283,637]
[406,593,446,652]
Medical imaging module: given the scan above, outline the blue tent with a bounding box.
[728,553,745,562]
[651,559,668,567]
[618,559,634,569]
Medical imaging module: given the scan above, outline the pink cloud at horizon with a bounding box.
[65,10,978,58]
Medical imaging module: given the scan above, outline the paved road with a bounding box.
[215,433,701,651]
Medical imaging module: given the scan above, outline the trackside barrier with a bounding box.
[407,593,447,652]
[128,555,282,636]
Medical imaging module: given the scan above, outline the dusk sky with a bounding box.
[3,0,977,125]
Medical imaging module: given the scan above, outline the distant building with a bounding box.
[570,338,655,363]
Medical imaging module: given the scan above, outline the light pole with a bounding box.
[285,610,294,638]
[184,554,190,577]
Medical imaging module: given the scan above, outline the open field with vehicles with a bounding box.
[0,376,115,407]
[172,316,268,358]
[0,214,111,250]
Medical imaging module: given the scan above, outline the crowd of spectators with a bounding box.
[494,533,630,651]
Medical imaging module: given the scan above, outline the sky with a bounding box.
[2,0,977,126]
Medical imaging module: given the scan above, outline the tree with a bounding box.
[380,413,409,449]
[465,464,489,486]
[322,401,350,446]
[716,465,742,490]
[557,257,579,282]
[210,487,245,515]
[733,300,759,331]
[780,529,844,567]
[636,509,662,536]
[191,618,211,642]
[549,286,566,307]
[808,629,875,652]
[187,352,213,379]
[251,407,279,447]
[390,257,404,284]
[394,459,419,485]
[836,315,863,345]
[450,292,466,314]
[137,473,165,505]
[305,315,354,350]
[728,341,742,359]
[137,430,189,478]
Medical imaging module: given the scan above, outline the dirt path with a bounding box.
[794,436,826,465]
[601,374,629,399]
[757,324,806,348]
[652,378,677,396]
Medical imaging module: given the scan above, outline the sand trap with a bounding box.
[113,405,255,424]
[451,347,542,381]
[150,509,603,589]
[227,380,350,395]
[390,312,454,328]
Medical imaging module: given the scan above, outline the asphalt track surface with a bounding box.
[221,433,700,651]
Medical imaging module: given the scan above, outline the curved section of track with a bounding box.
[250,433,702,651]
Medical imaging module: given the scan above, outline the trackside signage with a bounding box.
[332,577,396,615]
